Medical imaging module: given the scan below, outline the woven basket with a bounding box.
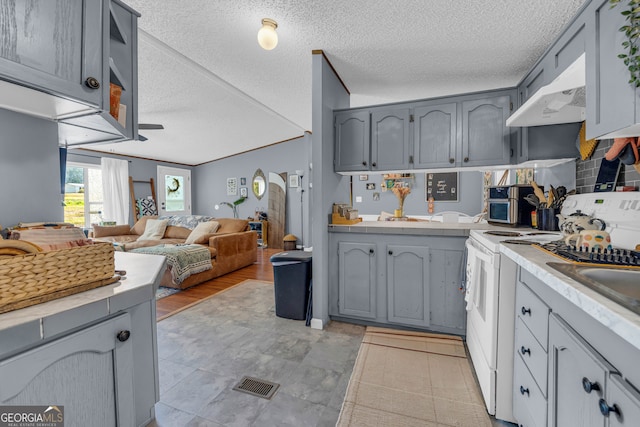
[0,243,117,314]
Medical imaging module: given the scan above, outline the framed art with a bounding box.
[226,177,237,196]
[425,172,458,202]
[289,174,299,188]
[240,177,246,186]
[366,183,375,190]
[359,174,368,181]
[240,187,248,198]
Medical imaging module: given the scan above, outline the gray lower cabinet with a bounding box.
[461,95,512,167]
[0,313,135,426]
[413,103,457,168]
[0,0,106,107]
[586,0,640,140]
[386,244,430,328]
[334,110,371,172]
[338,242,377,319]
[606,373,640,426]
[330,232,465,334]
[371,108,411,171]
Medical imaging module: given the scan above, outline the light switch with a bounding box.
[355,196,362,203]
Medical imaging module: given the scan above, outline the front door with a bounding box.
[157,166,191,216]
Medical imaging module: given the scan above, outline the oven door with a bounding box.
[488,201,513,224]
[465,237,500,414]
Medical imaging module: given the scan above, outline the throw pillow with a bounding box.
[185,221,220,244]
[130,215,158,235]
[139,219,168,240]
[136,198,158,216]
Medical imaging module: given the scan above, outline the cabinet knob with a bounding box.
[520,346,531,356]
[85,77,100,89]
[519,386,529,396]
[362,161,367,166]
[369,249,374,254]
[463,157,469,163]
[598,399,619,417]
[388,250,393,255]
[449,158,455,164]
[582,377,601,394]
[372,162,377,167]
[117,330,131,342]
[521,306,531,316]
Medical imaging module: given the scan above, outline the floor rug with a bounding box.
[155,286,180,300]
[337,326,491,427]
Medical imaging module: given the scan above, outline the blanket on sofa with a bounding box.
[129,244,212,285]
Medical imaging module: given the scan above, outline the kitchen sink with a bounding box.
[547,262,640,315]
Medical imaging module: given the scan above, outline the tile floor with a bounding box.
[149,280,516,427]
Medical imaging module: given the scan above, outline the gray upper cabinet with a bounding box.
[386,244,430,328]
[585,0,640,140]
[461,95,512,167]
[371,108,410,171]
[413,103,457,168]
[0,0,106,107]
[335,110,371,172]
[338,242,377,319]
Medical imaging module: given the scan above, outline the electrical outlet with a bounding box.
[355,196,362,203]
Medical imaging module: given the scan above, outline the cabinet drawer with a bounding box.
[515,316,548,396]
[516,279,550,350]
[513,352,547,427]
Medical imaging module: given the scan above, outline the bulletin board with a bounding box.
[426,172,458,202]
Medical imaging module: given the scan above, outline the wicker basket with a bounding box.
[0,243,117,314]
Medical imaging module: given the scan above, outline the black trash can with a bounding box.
[270,251,312,320]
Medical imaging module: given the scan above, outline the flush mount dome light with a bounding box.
[258,18,278,50]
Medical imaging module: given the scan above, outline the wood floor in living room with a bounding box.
[156,248,279,320]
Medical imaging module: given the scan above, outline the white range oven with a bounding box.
[465,229,561,422]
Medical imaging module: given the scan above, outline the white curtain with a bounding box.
[101,158,130,225]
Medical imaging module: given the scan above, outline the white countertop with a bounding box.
[0,252,166,332]
[500,243,640,352]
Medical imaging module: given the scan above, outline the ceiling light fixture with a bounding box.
[257,18,278,50]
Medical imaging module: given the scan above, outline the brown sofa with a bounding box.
[92,216,257,290]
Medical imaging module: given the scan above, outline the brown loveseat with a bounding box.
[92,215,257,290]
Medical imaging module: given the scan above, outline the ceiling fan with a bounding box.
[137,123,164,141]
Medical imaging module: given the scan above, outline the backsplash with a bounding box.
[575,139,640,194]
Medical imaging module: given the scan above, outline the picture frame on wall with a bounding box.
[425,172,459,202]
[240,177,246,186]
[240,187,248,198]
[359,174,368,181]
[289,174,299,188]
[227,177,237,196]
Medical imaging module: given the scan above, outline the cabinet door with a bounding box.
[387,244,430,327]
[413,103,458,168]
[0,0,106,107]
[461,95,512,167]
[0,313,134,426]
[338,242,377,319]
[371,108,410,171]
[606,374,640,427]
[586,0,639,140]
[548,314,614,427]
[335,111,371,172]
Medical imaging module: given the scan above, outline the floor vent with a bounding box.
[232,376,280,400]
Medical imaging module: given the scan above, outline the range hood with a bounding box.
[507,53,585,127]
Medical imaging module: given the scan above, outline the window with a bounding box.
[64,163,103,227]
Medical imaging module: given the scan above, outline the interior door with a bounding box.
[157,166,191,216]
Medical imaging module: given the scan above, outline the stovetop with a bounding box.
[534,240,640,267]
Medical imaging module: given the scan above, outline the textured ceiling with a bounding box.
[89,0,586,165]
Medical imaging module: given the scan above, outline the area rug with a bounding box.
[155,286,180,300]
[337,326,491,427]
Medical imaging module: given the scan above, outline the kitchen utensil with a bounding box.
[547,189,555,209]
[524,194,540,208]
[565,229,612,250]
[531,181,547,206]
[556,186,567,199]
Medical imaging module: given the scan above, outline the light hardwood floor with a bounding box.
[156,247,280,320]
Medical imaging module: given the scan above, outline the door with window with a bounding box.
[157,166,191,216]
[64,163,103,227]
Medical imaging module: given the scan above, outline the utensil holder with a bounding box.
[537,208,559,231]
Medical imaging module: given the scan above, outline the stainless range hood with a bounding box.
[507,53,585,127]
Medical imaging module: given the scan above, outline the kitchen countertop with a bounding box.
[500,243,640,352]
[329,220,511,236]
[0,252,166,338]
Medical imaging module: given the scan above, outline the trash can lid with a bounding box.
[270,250,312,263]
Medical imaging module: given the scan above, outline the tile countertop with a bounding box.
[329,220,511,236]
[0,252,166,333]
[500,243,640,352]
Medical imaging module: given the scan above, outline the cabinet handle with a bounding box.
[409,155,414,164]
[388,250,393,255]
[582,377,601,394]
[520,346,531,356]
[449,158,455,164]
[85,77,100,89]
[372,162,377,167]
[463,157,469,163]
[521,306,531,316]
[598,399,619,417]
[510,148,514,157]
[519,386,529,396]
[117,330,131,342]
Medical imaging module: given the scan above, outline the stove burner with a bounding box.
[484,230,522,237]
[535,241,640,266]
